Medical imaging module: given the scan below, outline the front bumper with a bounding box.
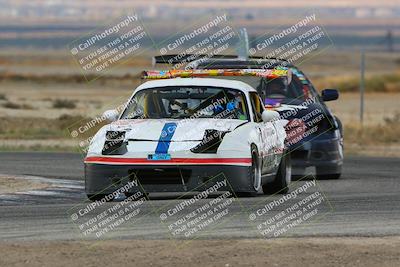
[85,163,253,195]
[290,135,343,175]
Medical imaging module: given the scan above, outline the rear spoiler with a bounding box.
[153,27,252,66]
[142,68,291,80]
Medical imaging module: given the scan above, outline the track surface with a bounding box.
[0,152,399,241]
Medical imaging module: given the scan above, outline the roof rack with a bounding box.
[142,68,290,80]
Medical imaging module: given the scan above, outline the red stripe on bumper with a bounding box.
[84,156,252,165]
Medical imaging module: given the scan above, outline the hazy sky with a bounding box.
[1,0,398,31]
[2,0,400,8]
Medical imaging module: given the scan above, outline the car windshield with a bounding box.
[209,75,306,101]
[120,86,249,120]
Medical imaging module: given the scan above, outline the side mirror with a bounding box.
[261,110,280,122]
[321,89,339,102]
[103,109,119,122]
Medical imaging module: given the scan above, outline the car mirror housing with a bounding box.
[261,110,280,123]
[103,109,119,122]
[321,89,339,102]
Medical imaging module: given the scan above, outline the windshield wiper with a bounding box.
[125,115,144,119]
[171,114,191,119]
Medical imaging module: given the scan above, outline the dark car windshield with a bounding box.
[209,75,308,101]
[194,62,316,102]
[120,86,249,120]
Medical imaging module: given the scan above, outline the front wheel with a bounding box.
[263,151,291,194]
[234,145,261,197]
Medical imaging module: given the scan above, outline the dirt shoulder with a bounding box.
[345,143,400,158]
[1,237,399,267]
[0,175,49,194]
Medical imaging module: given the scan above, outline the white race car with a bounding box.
[84,75,291,200]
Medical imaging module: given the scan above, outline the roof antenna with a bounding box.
[237,28,249,60]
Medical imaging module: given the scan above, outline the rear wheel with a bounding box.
[316,165,342,180]
[316,173,341,179]
[263,151,291,194]
[234,145,261,197]
[316,168,341,179]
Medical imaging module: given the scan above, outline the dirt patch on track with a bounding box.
[1,237,399,267]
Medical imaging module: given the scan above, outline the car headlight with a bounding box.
[190,129,229,153]
[102,131,127,155]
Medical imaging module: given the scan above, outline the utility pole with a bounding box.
[386,30,394,52]
[360,49,365,125]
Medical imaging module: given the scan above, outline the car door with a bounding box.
[249,92,280,175]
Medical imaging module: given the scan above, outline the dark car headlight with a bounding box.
[190,129,229,154]
[315,115,337,133]
[102,131,127,155]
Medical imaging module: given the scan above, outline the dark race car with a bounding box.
[152,55,343,179]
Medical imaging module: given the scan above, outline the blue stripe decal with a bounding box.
[155,122,177,154]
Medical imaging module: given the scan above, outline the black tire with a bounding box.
[316,172,341,180]
[316,166,342,180]
[87,194,114,202]
[234,145,261,197]
[263,151,291,194]
[124,191,149,200]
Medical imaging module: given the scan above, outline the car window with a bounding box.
[120,86,249,120]
[249,92,264,122]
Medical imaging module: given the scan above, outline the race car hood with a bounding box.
[107,119,246,141]
[265,97,327,119]
[267,97,338,142]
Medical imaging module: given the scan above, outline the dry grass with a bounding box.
[344,115,400,145]
[0,81,133,119]
[313,72,400,93]
[0,115,86,139]
[0,72,142,85]
[2,101,34,110]
[341,112,400,157]
[52,99,76,109]
[325,92,400,126]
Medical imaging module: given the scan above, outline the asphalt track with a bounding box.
[0,152,399,241]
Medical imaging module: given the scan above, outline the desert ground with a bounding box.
[1,237,399,267]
